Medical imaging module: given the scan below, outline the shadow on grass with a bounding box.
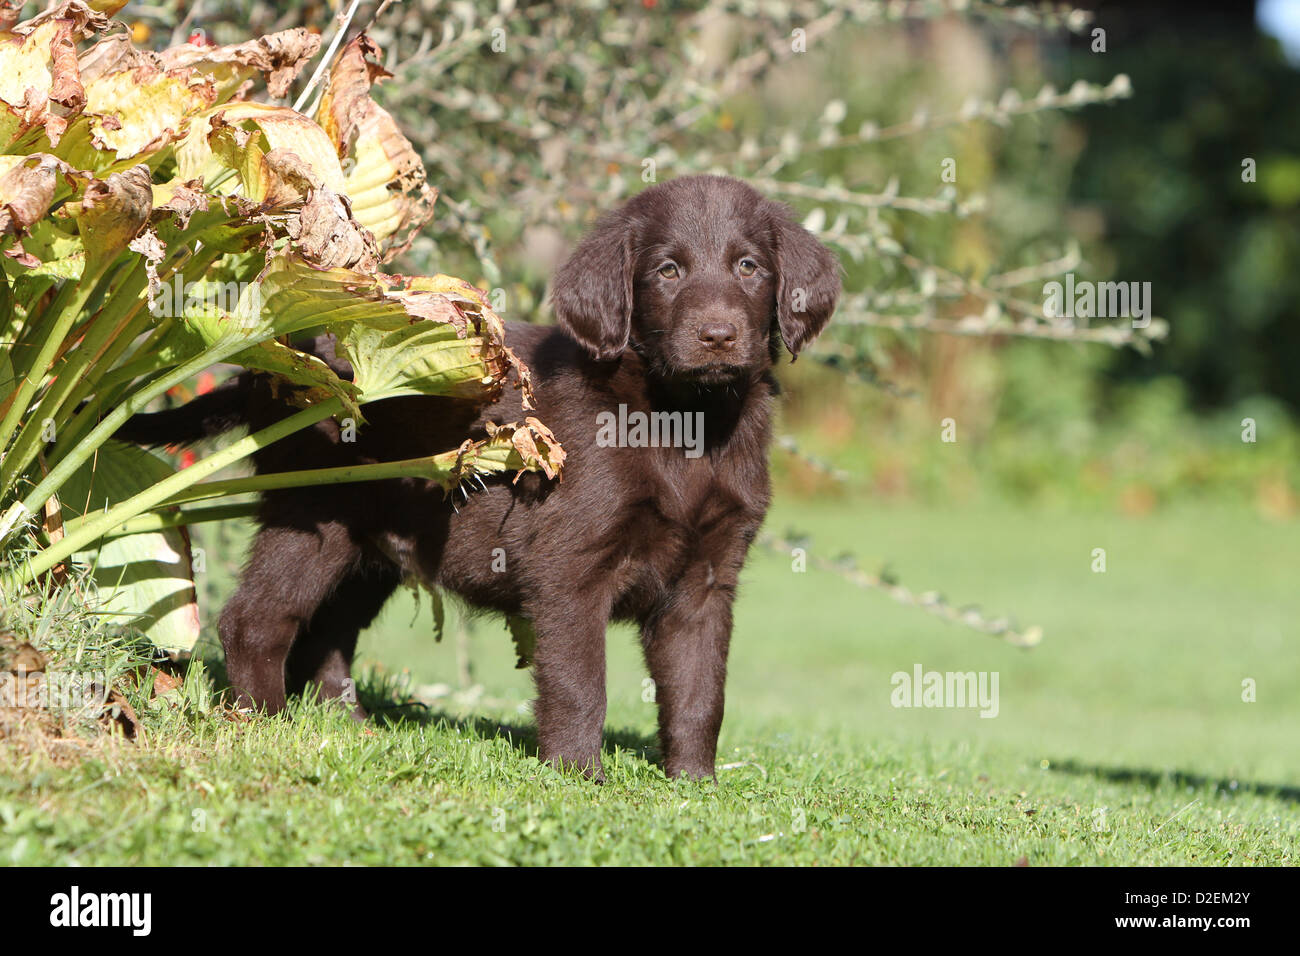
[195,652,660,768]
[1049,759,1300,805]
[366,699,659,768]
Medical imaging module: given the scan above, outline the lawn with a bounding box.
[2,496,1296,865]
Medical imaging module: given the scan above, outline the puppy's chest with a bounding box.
[604,448,764,600]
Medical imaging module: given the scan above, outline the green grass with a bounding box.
[2,497,1297,865]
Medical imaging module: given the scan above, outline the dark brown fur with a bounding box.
[119,175,841,780]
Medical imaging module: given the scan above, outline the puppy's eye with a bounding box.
[738,258,758,277]
[658,262,680,279]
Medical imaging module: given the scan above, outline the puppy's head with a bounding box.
[551,175,841,384]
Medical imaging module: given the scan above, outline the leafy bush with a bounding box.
[0,3,562,649]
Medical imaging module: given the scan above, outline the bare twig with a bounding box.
[762,533,1044,648]
[776,435,853,483]
[835,304,1168,350]
[293,0,367,113]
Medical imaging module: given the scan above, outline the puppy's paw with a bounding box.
[663,759,717,783]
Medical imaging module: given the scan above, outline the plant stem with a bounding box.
[99,501,262,539]
[50,243,223,459]
[293,0,366,114]
[160,452,466,504]
[0,260,149,490]
[61,435,544,549]
[62,449,480,540]
[6,399,342,586]
[0,271,105,458]
[0,334,301,547]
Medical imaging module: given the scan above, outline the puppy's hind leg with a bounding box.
[219,521,367,716]
[286,561,401,720]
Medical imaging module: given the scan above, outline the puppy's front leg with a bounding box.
[642,593,732,781]
[642,523,757,780]
[529,605,609,781]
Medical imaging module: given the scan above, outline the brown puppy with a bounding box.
[118,175,841,780]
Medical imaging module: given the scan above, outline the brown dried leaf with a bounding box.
[514,417,565,480]
[260,145,322,205]
[0,639,46,673]
[483,417,567,483]
[104,688,141,739]
[288,183,381,272]
[151,666,182,698]
[11,1,109,39]
[315,35,436,259]
[0,18,91,146]
[151,178,209,229]
[40,494,69,585]
[316,35,390,156]
[47,17,84,112]
[0,152,77,236]
[75,163,152,269]
[128,226,165,299]
[77,32,151,85]
[380,288,471,337]
[2,244,36,266]
[504,345,537,411]
[127,226,164,260]
[159,28,321,100]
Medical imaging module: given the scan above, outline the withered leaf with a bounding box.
[75,162,152,269]
[151,177,208,229]
[315,35,436,260]
[104,688,142,739]
[0,152,77,236]
[1,641,46,673]
[159,28,321,100]
[289,184,381,272]
[151,666,182,698]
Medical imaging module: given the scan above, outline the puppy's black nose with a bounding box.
[697,322,738,349]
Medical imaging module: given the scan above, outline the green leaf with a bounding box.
[342,322,497,403]
[228,337,362,423]
[58,440,200,653]
[171,255,507,408]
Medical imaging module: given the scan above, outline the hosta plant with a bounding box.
[0,3,563,651]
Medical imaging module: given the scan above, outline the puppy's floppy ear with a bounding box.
[773,209,841,359]
[551,211,634,361]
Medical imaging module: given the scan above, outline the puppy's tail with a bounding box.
[113,373,252,448]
